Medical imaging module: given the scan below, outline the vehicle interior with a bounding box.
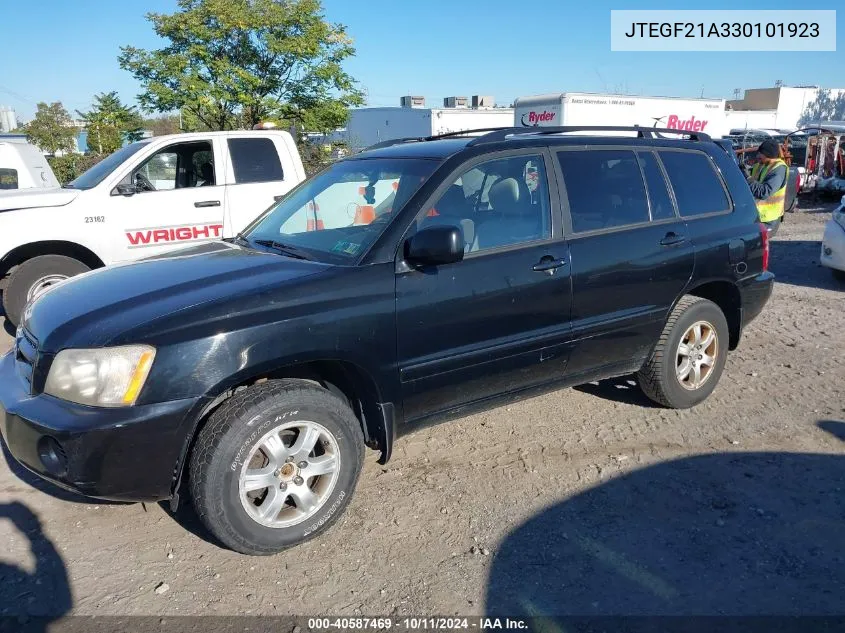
[132,141,215,191]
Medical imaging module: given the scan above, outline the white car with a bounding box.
[820,194,845,281]
[0,140,60,190]
[0,130,305,325]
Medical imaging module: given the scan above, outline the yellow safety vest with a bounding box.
[750,159,789,223]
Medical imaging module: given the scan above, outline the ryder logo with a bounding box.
[520,110,557,126]
[665,115,708,132]
[126,223,223,248]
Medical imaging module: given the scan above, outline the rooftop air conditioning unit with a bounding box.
[472,95,494,108]
[443,96,468,108]
[400,96,426,108]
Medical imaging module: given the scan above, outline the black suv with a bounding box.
[0,127,773,554]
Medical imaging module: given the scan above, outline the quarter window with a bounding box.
[557,150,649,232]
[658,151,731,217]
[0,168,18,190]
[228,138,284,183]
[638,151,676,221]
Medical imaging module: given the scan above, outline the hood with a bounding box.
[0,187,79,211]
[24,241,330,351]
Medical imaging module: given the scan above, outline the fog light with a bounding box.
[37,436,68,477]
[824,246,832,256]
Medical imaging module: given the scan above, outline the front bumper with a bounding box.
[0,351,201,501]
[820,218,845,273]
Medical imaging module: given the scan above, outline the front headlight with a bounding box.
[44,345,156,407]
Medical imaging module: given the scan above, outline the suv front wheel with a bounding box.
[190,380,365,555]
[637,296,729,409]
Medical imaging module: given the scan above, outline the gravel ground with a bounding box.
[0,203,843,620]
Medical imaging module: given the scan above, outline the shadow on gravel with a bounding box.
[1,438,125,506]
[769,239,844,291]
[574,376,659,408]
[487,434,845,619]
[157,496,223,550]
[0,501,72,627]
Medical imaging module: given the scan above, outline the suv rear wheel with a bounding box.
[637,295,729,409]
[3,255,90,326]
[190,380,365,555]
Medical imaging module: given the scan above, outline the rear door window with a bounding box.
[658,151,731,217]
[228,137,284,183]
[557,150,649,232]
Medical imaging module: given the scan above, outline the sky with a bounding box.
[0,0,842,121]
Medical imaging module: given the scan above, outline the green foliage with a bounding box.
[24,102,77,155]
[118,0,364,133]
[798,89,845,127]
[47,153,105,185]
[143,114,183,136]
[78,92,145,155]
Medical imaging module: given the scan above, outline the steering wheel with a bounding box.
[134,172,155,192]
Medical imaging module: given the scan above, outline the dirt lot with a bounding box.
[1,204,843,620]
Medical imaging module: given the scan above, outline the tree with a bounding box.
[24,102,77,155]
[118,0,364,133]
[77,92,145,155]
[144,114,182,136]
[798,89,845,127]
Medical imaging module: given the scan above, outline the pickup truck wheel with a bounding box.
[637,296,729,409]
[3,255,90,326]
[189,380,365,555]
[832,268,845,282]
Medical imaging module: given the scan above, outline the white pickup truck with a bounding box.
[0,130,305,325]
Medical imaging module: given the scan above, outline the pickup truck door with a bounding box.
[395,150,574,423]
[107,137,227,262]
[222,135,303,235]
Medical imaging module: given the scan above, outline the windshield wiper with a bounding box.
[61,184,75,189]
[252,239,313,260]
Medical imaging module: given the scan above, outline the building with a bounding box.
[0,106,17,133]
[727,86,845,131]
[345,95,513,150]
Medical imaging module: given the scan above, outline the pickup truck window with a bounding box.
[245,158,436,263]
[658,151,731,217]
[0,168,17,190]
[67,140,149,190]
[133,141,213,191]
[228,137,284,183]
[557,150,649,232]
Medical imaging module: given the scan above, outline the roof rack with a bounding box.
[467,126,712,145]
[362,126,711,153]
[362,128,509,152]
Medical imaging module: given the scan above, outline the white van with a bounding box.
[0,141,60,190]
[0,130,305,324]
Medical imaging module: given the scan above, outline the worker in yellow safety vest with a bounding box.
[747,139,789,236]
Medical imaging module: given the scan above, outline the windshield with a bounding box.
[243,158,437,263]
[68,141,150,190]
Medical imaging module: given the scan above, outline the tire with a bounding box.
[786,197,797,213]
[3,255,90,326]
[637,296,729,409]
[832,268,845,282]
[189,380,365,555]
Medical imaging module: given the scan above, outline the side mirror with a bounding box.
[405,225,464,267]
[114,183,138,197]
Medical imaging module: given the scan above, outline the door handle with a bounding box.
[660,232,686,246]
[532,256,568,275]
[195,200,221,208]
